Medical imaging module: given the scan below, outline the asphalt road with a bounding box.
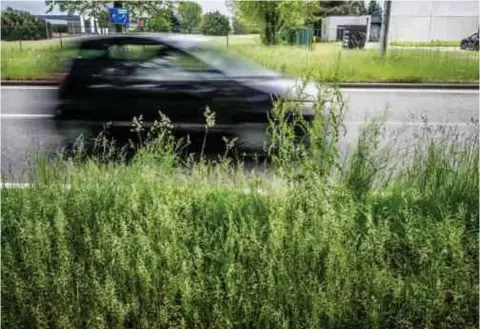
[1,86,479,179]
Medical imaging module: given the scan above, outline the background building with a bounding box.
[388,0,479,42]
[34,14,105,35]
[321,16,371,42]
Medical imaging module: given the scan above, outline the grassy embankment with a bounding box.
[1,34,478,82]
[2,85,479,329]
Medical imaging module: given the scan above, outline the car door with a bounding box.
[112,47,222,129]
[60,41,118,118]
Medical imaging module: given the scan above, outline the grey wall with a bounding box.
[389,0,479,42]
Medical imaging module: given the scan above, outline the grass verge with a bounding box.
[390,41,460,47]
[227,43,479,83]
[2,85,479,329]
[1,35,479,82]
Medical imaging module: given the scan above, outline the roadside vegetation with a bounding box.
[390,41,460,47]
[2,83,479,329]
[1,34,479,82]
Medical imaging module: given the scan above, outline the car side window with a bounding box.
[130,48,223,81]
[107,44,166,62]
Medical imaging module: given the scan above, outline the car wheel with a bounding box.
[460,41,467,49]
[475,43,479,51]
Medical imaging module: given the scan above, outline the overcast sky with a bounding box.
[1,0,229,16]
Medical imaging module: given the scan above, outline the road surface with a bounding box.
[1,86,478,179]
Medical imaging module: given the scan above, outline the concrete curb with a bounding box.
[1,80,479,90]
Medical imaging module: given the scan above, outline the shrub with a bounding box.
[201,11,231,36]
[1,7,52,41]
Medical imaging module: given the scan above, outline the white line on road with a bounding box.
[1,86,58,90]
[1,114,55,119]
[342,88,479,94]
[345,121,473,127]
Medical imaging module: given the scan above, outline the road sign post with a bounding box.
[110,2,129,33]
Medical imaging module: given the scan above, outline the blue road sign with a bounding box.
[108,7,129,26]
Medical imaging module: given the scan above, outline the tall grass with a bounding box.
[228,43,479,83]
[1,42,74,80]
[2,83,478,329]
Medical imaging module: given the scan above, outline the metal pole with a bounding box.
[45,20,49,39]
[380,0,392,59]
[113,1,123,33]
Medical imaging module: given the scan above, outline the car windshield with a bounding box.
[189,45,282,78]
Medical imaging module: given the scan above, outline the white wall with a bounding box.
[389,0,479,42]
[322,16,371,41]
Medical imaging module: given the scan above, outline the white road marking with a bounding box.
[1,114,55,119]
[0,86,58,90]
[341,88,479,94]
[344,121,473,127]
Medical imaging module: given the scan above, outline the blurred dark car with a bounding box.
[55,33,317,154]
[460,32,479,51]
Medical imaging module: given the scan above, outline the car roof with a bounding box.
[72,33,283,79]
[75,33,209,51]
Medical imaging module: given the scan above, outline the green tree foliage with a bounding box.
[367,0,382,15]
[225,0,259,35]
[314,1,350,17]
[177,1,203,33]
[1,7,52,41]
[234,0,318,45]
[145,10,173,32]
[349,1,367,15]
[201,11,230,36]
[314,1,369,17]
[232,16,260,34]
[45,1,173,23]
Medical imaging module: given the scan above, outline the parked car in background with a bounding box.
[55,33,317,154]
[460,32,479,51]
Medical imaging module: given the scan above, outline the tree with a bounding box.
[225,0,259,35]
[231,16,259,34]
[45,1,174,32]
[145,10,172,32]
[234,1,319,45]
[349,1,367,16]
[201,11,230,36]
[367,0,382,15]
[313,1,350,17]
[1,7,52,41]
[46,0,173,18]
[177,1,202,33]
